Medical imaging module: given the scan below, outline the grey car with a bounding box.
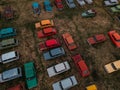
[0,67,22,83]
[47,61,70,77]
[52,75,78,90]
[65,0,76,8]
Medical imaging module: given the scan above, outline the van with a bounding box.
[0,51,19,64]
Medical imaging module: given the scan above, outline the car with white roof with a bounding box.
[47,61,70,77]
[76,0,86,6]
[104,0,119,6]
[0,67,22,83]
[0,51,19,64]
[52,75,78,90]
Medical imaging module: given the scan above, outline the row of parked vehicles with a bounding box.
[32,0,93,15]
[0,27,38,89]
[35,19,98,90]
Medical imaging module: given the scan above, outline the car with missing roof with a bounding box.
[104,60,120,73]
[62,33,77,50]
[55,0,64,10]
[72,54,90,77]
[52,75,78,90]
[0,51,19,64]
[0,38,18,50]
[0,67,22,83]
[65,0,76,8]
[39,39,61,51]
[47,61,70,77]
[0,27,16,39]
[24,61,38,89]
[87,34,106,45]
[43,47,65,60]
[37,27,57,38]
[32,2,41,15]
[108,30,120,48]
[35,19,54,29]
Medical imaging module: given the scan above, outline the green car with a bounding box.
[81,9,96,18]
[110,5,120,13]
[24,61,38,89]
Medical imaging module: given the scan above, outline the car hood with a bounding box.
[43,52,52,60]
[26,77,38,89]
[53,82,62,90]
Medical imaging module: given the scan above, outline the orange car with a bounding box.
[62,33,77,50]
[35,19,54,29]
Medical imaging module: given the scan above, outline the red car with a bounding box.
[55,0,64,10]
[87,34,106,45]
[72,54,90,77]
[39,39,61,51]
[108,30,120,48]
[7,84,25,90]
[37,27,57,38]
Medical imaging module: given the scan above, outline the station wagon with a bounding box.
[0,38,18,50]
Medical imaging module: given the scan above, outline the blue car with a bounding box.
[32,2,41,15]
[0,27,16,39]
[43,47,65,60]
[44,0,52,12]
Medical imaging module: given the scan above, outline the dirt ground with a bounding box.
[0,0,120,90]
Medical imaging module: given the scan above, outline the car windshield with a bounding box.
[111,63,117,70]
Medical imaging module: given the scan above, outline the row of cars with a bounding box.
[32,0,93,15]
[0,28,38,89]
[35,19,97,90]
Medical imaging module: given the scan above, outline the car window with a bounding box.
[111,63,117,70]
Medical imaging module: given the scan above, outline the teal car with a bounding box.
[44,0,52,12]
[110,5,120,13]
[0,27,16,39]
[24,62,38,89]
[81,9,96,18]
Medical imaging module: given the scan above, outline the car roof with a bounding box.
[0,28,14,35]
[61,78,73,89]
[41,20,51,25]
[113,33,120,40]
[43,27,53,34]
[78,60,88,71]
[2,68,19,79]
[86,84,97,90]
[66,37,74,44]
[24,62,34,78]
[50,47,62,56]
[55,63,66,72]
[2,51,16,61]
[1,38,15,46]
[45,39,57,46]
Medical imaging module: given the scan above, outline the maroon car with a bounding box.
[37,27,57,38]
[87,34,106,45]
[55,0,64,10]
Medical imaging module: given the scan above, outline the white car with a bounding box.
[84,0,93,4]
[0,67,22,83]
[52,75,78,90]
[0,51,19,64]
[77,0,86,6]
[104,0,119,6]
[47,61,70,77]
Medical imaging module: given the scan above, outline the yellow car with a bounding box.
[86,84,97,90]
[104,60,120,73]
[35,19,54,29]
